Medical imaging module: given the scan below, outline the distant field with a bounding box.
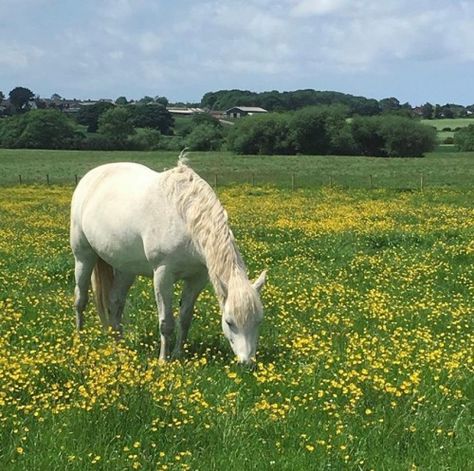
[0,148,473,190]
[421,118,474,131]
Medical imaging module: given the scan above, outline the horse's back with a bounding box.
[71,163,193,276]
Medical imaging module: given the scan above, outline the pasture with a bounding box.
[0,148,474,189]
[0,152,473,470]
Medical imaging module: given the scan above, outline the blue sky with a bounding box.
[1,0,474,105]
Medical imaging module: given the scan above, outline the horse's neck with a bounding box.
[204,238,247,305]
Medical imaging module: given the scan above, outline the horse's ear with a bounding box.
[253,270,267,293]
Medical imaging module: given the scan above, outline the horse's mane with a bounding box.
[162,154,261,324]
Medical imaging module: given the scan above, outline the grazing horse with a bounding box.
[70,156,266,364]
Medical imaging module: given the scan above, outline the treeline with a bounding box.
[1,86,473,155]
[0,105,438,156]
[0,104,175,151]
[201,89,474,118]
[227,107,437,157]
[202,89,386,115]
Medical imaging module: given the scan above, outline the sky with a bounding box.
[1,0,474,105]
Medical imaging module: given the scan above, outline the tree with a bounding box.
[421,103,434,119]
[130,104,174,135]
[115,96,128,105]
[9,87,35,113]
[76,101,114,132]
[98,107,135,145]
[0,91,4,102]
[139,96,155,104]
[0,109,78,148]
[155,96,169,107]
[379,97,401,114]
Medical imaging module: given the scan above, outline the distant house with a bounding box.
[225,106,267,118]
[167,107,204,116]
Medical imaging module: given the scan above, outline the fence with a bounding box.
[3,171,473,191]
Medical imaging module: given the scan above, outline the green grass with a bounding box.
[0,148,473,189]
[0,183,473,470]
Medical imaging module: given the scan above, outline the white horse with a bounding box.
[70,156,266,364]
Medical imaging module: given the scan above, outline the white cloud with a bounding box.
[0,41,44,69]
[2,0,474,102]
[138,32,163,55]
[291,0,351,17]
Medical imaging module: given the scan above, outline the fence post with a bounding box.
[251,173,255,186]
[214,174,218,190]
[369,174,373,189]
[420,174,424,192]
[46,174,50,185]
[75,174,78,186]
[18,175,22,185]
[330,175,334,187]
[291,173,295,191]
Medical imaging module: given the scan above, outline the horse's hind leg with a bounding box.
[109,271,135,338]
[73,251,97,331]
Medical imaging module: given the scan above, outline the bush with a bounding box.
[351,116,436,157]
[227,114,293,155]
[443,137,454,145]
[156,135,186,151]
[76,101,114,132]
[380,116,436,157]
[289,106,348,154]
[186,124,224,151]
[442,127,452,132]
[330,124,358,155]
[79,133,118,150]
[128,129,161,150]
[351,116,386,156]
[98,107,135,145]
[454,124,474,151]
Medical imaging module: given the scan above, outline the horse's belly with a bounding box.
[86,229,153,276]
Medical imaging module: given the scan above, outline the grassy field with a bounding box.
[0,148,473,189]
[0,164,473,469]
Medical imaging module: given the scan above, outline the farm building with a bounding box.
[167,107,204,116]
[225,106,268,118]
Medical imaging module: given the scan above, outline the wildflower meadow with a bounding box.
[0,182,473,470]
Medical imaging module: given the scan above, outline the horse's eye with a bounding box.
[226,320,235,329]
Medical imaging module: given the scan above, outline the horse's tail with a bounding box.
[91,257,114,328]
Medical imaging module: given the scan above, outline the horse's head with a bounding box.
[221,270,266,365]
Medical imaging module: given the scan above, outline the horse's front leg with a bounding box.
[173,272,208,359]
[153,266,175,361]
